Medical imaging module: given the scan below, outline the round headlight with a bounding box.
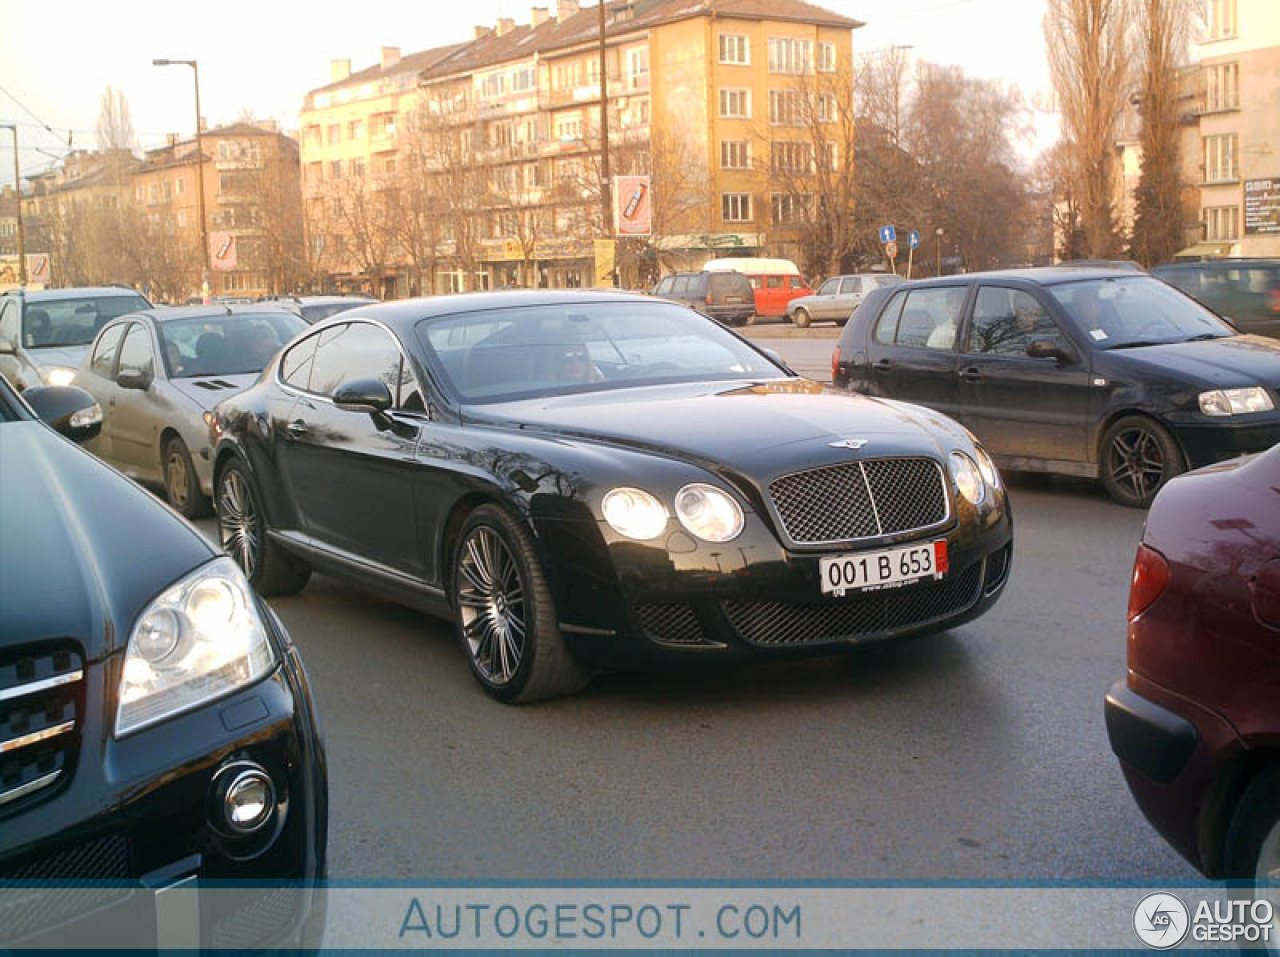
[950,452,985,505]
[43,366,76,387]
[675,484,744,543]
[134,608,183,664]
[602,487,668,540]
[974,446,1000,489]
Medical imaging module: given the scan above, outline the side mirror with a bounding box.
[1025,337,1075,363]
[23,385,103,443]
[333,378,393,414]
[116,368,152,391]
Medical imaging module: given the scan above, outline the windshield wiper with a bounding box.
[1182,333,1227,342]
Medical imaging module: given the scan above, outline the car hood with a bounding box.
[167,373,261,412]
[1105,335,1280,387]
[0,422,216,660]
[476,379,960,475]
[28,344,91,375]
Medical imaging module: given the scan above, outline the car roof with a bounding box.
[896,266,1143,288]
[17,286,150,302]
[1153,259,1280,270]
[117,304,302,324]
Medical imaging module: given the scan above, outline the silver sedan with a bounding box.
[74,305,306,517]
[787,273,904,327]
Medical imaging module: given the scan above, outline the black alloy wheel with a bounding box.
[1100,416,1184,508]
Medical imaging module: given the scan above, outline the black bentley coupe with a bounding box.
[209,292,1013,702]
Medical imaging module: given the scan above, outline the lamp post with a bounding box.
[0,124,26,286]
[935,226,944,276]
[153,58,210,302]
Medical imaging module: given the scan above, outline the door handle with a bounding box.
[873,359,892,371]
[286,420,308,436]
[958,367,982,381]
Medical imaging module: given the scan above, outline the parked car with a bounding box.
[651,271,755,326]
[0,286,152,391]
[0,373,326,949]
[259,294,380,324]
[1151,259,1280,339]
[1057,259,1144,271]
[1105,444,1280,890]
[703,257,812,319]
[832,267,1280,507]
[74,304,306,518]
[210,291,1012,703]
[788,274,905,328]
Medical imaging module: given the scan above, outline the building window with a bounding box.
[722,192,752,222]
[175,178,185,195]
[304,125,320,144]
[327,124,341,144]
[1207,0,1236,39]
[554,63,580,90]
[481,73,506,99]
[719,88,751,119]
[720,140,750,170]
[383,156,397,176]
[719,34,749,65]
[818,142,838,171]
[1204,205,1239,240]
[771,141,811,173]
[1203,62,1239,111]
[772,193,812,225]
[511,67,537,93]
[555,114,583,141]
[818,93,836,123]
[347,119,364,139]
[817,42,836,73]
[351,158,366,178]
[768,37,812,75]
[1203,132,1238,182]
[769,89,804,126]
[627,47,650,91]
[329,159,344,180]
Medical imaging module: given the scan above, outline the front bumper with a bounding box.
[0,605,327,949]
[1168,412,1280,468]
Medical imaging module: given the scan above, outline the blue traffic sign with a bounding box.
[909,230,921,249]
[878,224,897,244]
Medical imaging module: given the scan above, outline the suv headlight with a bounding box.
[675,483,744,542]
[43,366,76,387]
[950,452,985,505]
[116,556,277,737]
[1198,388,1275,416]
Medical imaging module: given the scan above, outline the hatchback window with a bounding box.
[893,287,967,350]
[874,290,908,345]
[309,322,405,398]
[22,295,149,349]
[967,288,1057,356]
[89,325,127,378]
[118,324,155,377]
[1048,276,1233,348]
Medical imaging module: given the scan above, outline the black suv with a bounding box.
[651,271,755,326]
[1151,259,1280,339]
[0,374,327,949]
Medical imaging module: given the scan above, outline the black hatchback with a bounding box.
[651,271,755,326]
[833,267,1280,506]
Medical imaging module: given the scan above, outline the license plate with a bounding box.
[819,541,948,597]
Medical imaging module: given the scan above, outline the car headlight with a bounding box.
[1198,387,1275,416]
[43,366,76,387]
[974,446,1001,489]
[601,487,668,540]
[675,483,744,542]
[116,556,277,737]
[950,452,985,505]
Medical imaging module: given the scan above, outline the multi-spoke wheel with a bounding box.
[1225,765,1280,954]
[163,436,210,518]
[1100,416,1183,508]
[451,505,590,703]
[215,459,310,595]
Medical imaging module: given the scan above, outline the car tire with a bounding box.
[793,308,812,329]
[1099,416,1185,508]
[216,459,311,596]
[163,435,211,519]
[743,312,758,326]
[451,504,590,704]
[1224,764,1280,951]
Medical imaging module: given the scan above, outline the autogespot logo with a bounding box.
[1133,893,1190,949]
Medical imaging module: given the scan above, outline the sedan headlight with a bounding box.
[974,446,1001,489]
[116,556,277,737]
[43,366,76,387]
[1198,387,1275,416]
[675,483,744,542]
[950,452,985,506]
[601,487,668,540]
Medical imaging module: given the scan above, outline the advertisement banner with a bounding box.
[0,253,51,290]
[210,231,238,271]
[593,238,616,286]
[1244,177,1280,235]
[614,174,652,237]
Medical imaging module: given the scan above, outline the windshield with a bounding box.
[157,313,306,378]
[22,294,150,349]
[1047,276,1234,348]
[419,301,787,403]
[301,302,366,323]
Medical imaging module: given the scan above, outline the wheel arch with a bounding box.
[1094,408,1190,472]
[1198,747,1280,877]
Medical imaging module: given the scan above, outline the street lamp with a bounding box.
[153,58,210,302]
[935,227,945,276]
[0,124,27,286]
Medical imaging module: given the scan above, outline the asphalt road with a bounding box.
[744,326,842,382]
[194,470,1197,883]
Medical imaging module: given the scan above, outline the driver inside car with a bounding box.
[551,342,605,385]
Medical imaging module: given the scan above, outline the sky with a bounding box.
[0,0,1057,189]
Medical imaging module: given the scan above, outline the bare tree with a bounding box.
[243,144,309,294]
[407,100,486,291]
[1045,0,1133,258]
[322,172,394,293]
[96,86,138,155]
[1036,141,1089,260]
[1129,0,1191,266]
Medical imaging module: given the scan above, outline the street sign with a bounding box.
[885,240,899,259]
[879,224,897,244]
[909,230,921,249]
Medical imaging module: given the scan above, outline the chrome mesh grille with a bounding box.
[769,457,948,544]
[636,603,711,646]
[0,644,84,815]
[722,563,983,647]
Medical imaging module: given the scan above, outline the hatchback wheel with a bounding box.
[216,459,310,596]
[793,308,811,328]
[1224,765,1280,953]
[452,505,589,703]
[1100,416,1184,508]
[163,436,211,519]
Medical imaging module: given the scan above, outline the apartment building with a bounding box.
[299,0,860,295]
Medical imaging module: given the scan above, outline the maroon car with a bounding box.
[1106,443,1280,884]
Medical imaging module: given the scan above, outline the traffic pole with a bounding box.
[906,245,914,281]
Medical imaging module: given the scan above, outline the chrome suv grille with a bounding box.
[0,644,84,813]
[769,457,949,545]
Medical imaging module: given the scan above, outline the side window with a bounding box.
[90,324,127,378]
[309,322,404,400]
[818,279,839,296]
[396,356,426,413]
[765,276,784,289]
[654,278,672,295]
[117,324,155,377]
[0,301,15,347]
[748,276,762,289]
[671,276,690,295]
[280,332,320,390]
[874,290,908,345]
[895,287,968,351]
[967,287,1056,356]
[789,277,805,289]
[840,278,861,295]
